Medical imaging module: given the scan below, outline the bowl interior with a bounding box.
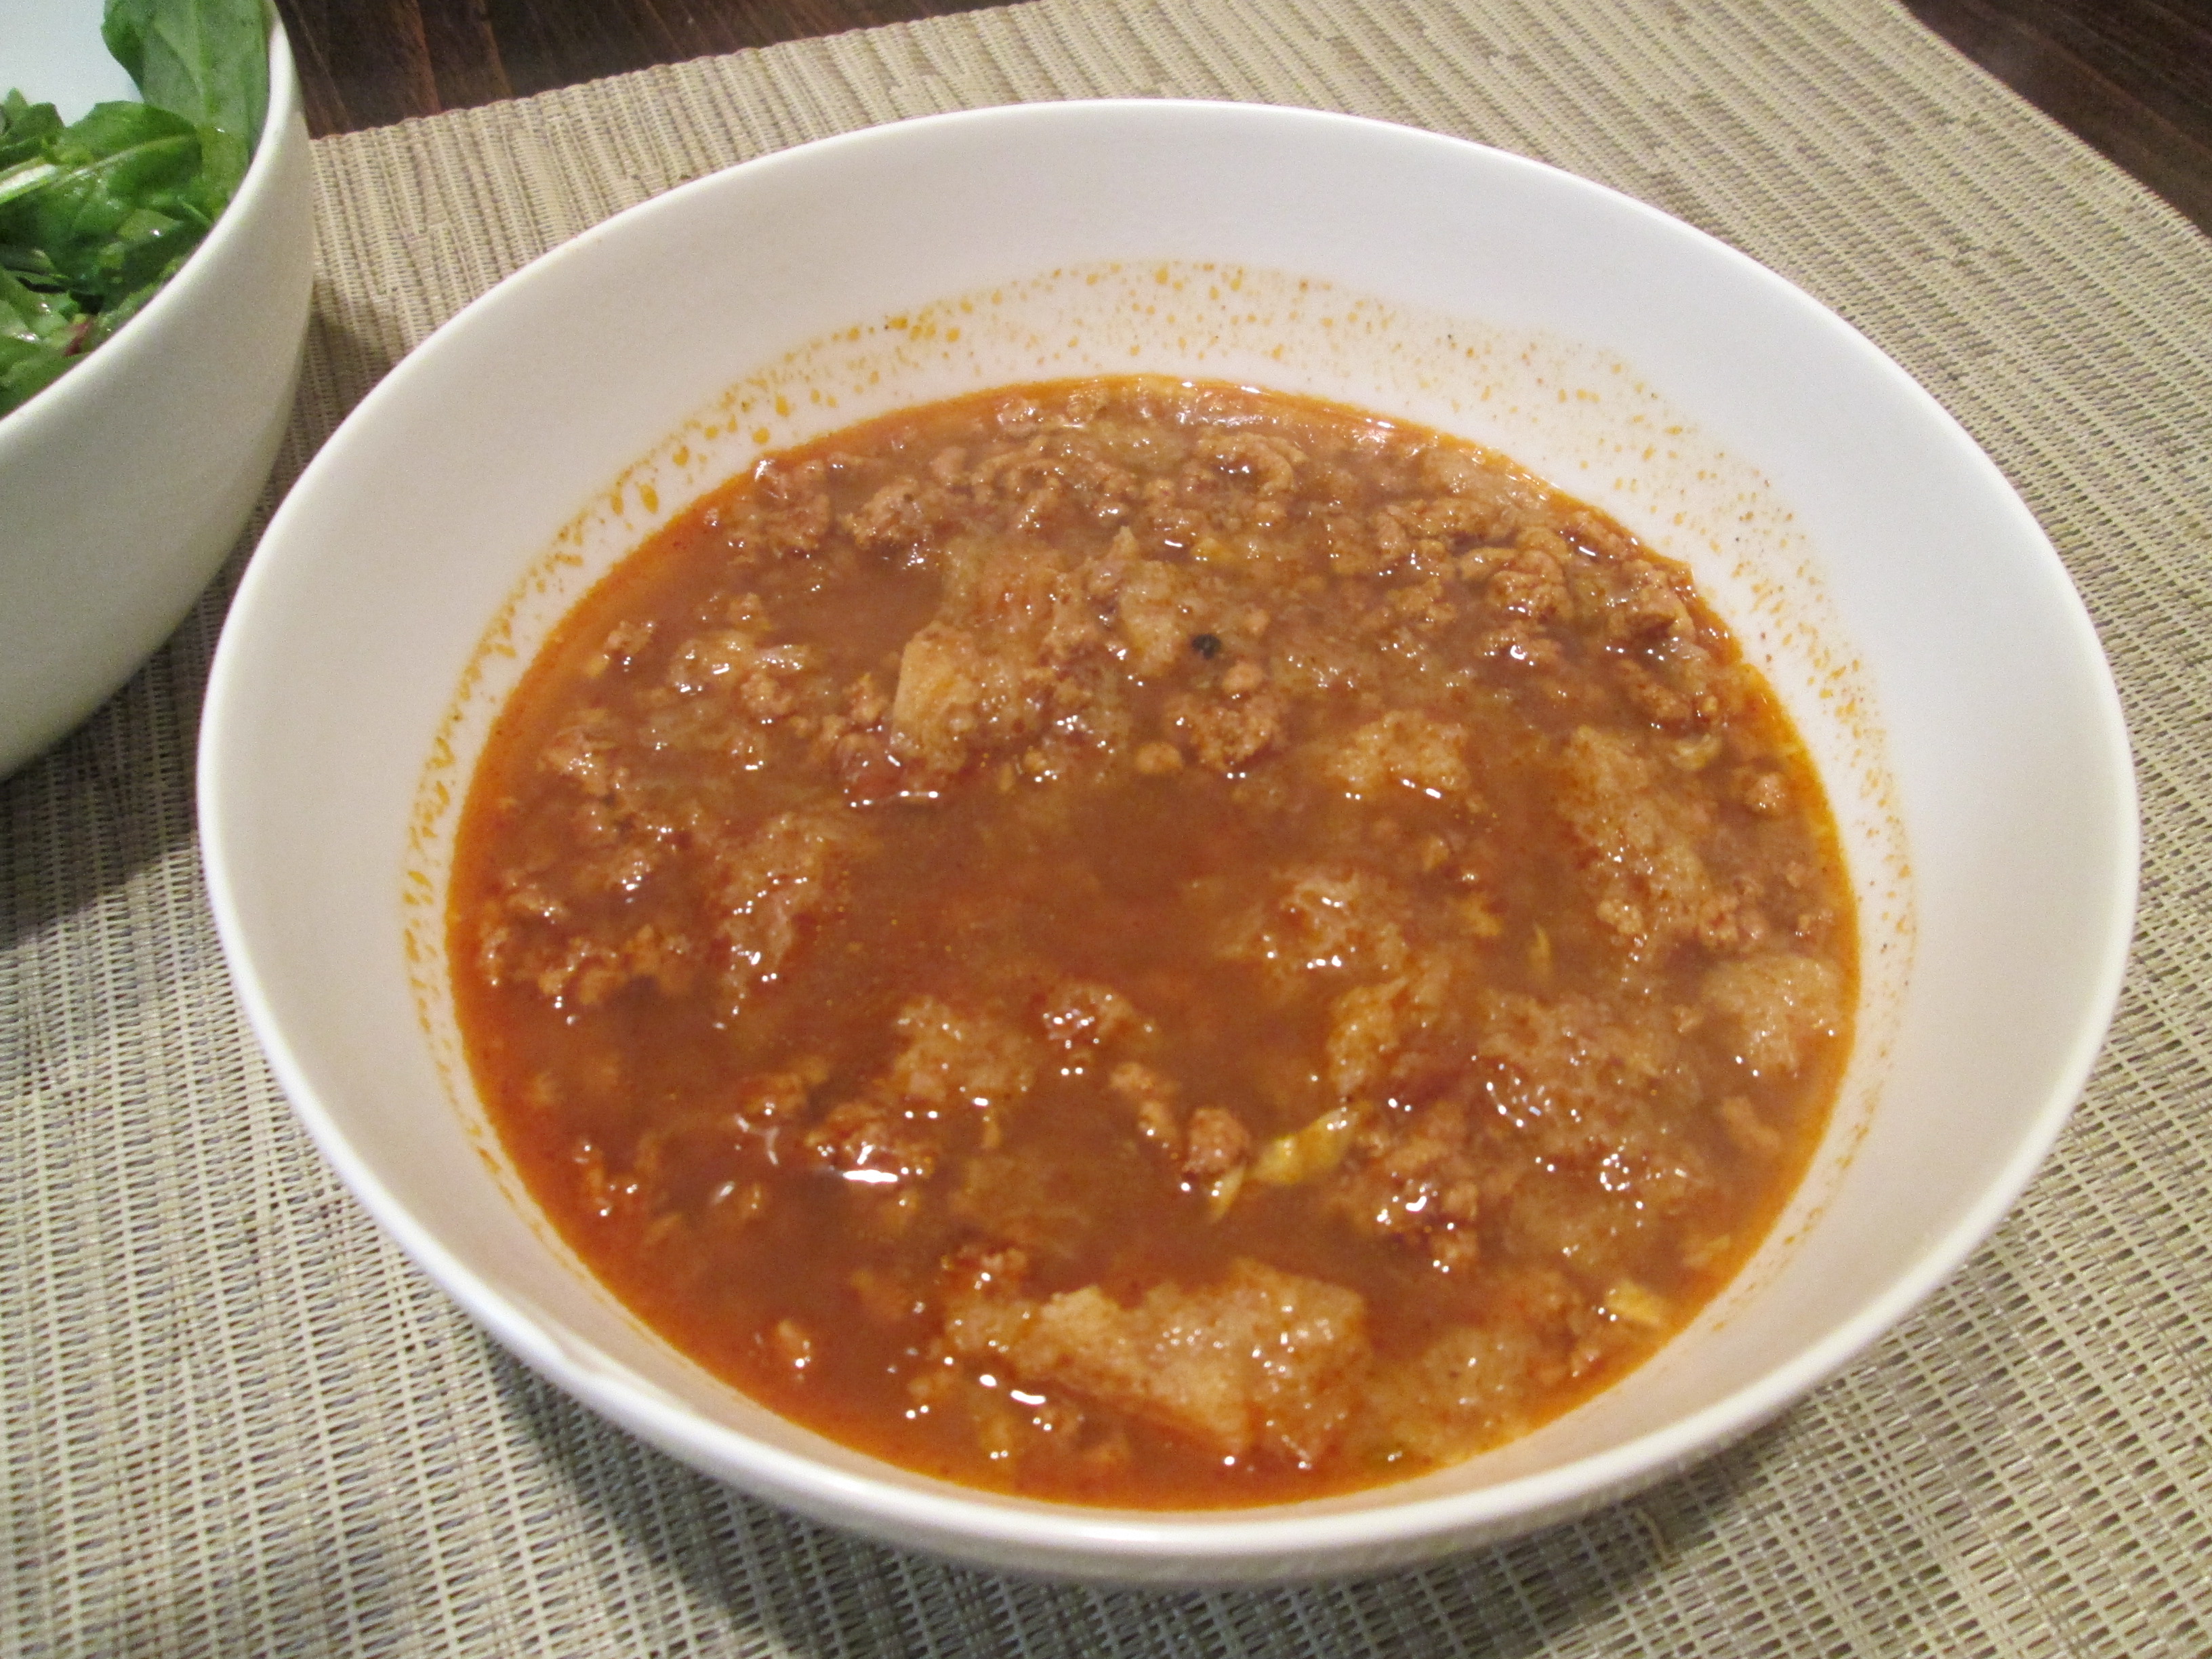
[201,102,2135,1581]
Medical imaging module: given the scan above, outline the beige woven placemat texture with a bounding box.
[6,0,2209,1652]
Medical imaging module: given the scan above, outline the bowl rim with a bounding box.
[199,96,2142,1574]
[0,14,302,446]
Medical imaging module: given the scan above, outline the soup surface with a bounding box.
[451,377,1853,1507]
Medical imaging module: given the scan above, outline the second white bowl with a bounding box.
[0,4,314,777]
[199,100,2135,1582]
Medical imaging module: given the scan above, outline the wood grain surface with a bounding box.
[272,0,2212,234]
[1906,0,2212,230]
[274,0,1002,134]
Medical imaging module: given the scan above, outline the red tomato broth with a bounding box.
[449,377,1854,1507]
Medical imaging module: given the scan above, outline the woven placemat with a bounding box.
[6,0,2209,1652]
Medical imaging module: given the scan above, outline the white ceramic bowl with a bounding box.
[199,101,2136,1584]
[0,0,314,777]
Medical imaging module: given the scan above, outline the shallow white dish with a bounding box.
[0,0,314,777]
[199,100,2136,1584]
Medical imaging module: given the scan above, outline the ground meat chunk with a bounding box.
[845,476,966,556]
[888,620,1040,776]
[808,672,902,800]
[731,1063,827,1134]
[1418,442,1539,526]
[1039,979,1146,1071]
[1480,615,1566,672]
[1193,430,1307,499]
[1478,989,1683,1115]
[933,1247,1036,1352]
[972,432,1143,529]
[1363,1322,1549,1462]
[1473,991,1715,1273]
[1613,655,1698,727]
[1224,867,1414,986]
[1165,680,1283,773]
[1385,493,1517,556]
[1595,558,1696,646]
[964,1259,1371,1463]
[1330,1099,1484,1272]
[575,619,656,680]
[1109,558,1251,678]
[541,707,625,798]
[1181,1107,1252,1183]
[1325,951,1460,1100]
[1108,1061,1181,1152]
[724,456,834,558]
[663,626,819,718]
[1485,542,1573,625]
[1555,726,1763,958]
[1324,710,1476,802]
[805,998,1042,1184]
[888,543,1110,779]
[883,996,1040,1119]
[1740,768,1791,816]
[1702,953,1845,1076]
[699,805,874,1000]
[478,915,694,1010]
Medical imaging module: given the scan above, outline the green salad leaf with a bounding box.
[1,91,65,169]
[1,262,85,412]
[0,0,268,418]
[102,0,267,194]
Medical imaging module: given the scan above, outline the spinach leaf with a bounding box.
[0,264,84,411]
[0,0,268,417]
[0,104,208,304]
[102,0,267,194]
[1,92,65,170]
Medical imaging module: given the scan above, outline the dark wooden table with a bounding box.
[274,0,2212,235]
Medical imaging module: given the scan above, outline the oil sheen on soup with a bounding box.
[450,377,1855,1507]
